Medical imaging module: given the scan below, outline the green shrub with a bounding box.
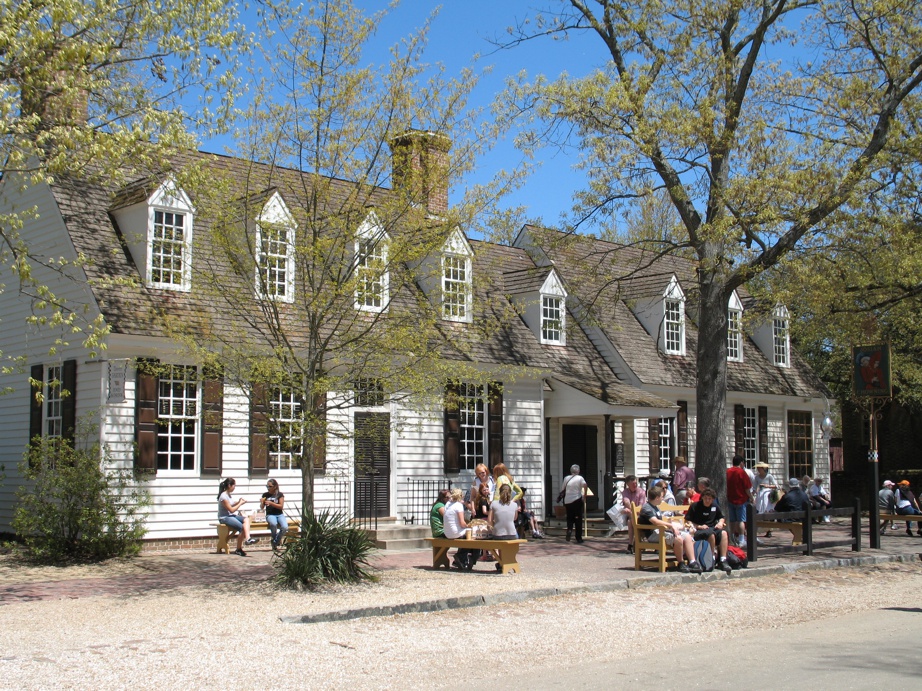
[14,438,151,564]
[274,509,377,589]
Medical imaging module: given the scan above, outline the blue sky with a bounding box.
[203,1,602,228]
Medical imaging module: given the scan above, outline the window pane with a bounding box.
[787,410,813,479]
[151,211,186,285]
[156,365,198,471]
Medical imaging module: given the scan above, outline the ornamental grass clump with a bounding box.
[274,509,377,589]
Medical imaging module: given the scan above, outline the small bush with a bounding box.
[14,438,150,564]
[274,509,377,589]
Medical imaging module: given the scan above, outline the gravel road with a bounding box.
[1,555,919,689]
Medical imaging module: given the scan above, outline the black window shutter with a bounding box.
[29,364,43,444]
[734,403,745,457]
[135,358,159,473]
[648,417,660,469]
[201,365,223,476]
[488,381,504,467]
[676,400,688,459]
[758,406,769,464]
[249,382,269,475]
[312,390,327,471]
[61,359,77,444]
[444,381,460,474]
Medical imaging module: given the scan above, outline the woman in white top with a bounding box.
[560,464,588,543]
[217,478,259,556]
[443,488,476,570]
[470,463,496,514]
[489,483,520,540]
[753,462,780,514]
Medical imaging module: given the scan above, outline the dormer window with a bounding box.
[542,296,563,343]
[539,270,566,345]
[354,212,389,312]
[441,229,473,323]
[663,277,685,355]
[773,305,790,367]
[255,193,296,302]
[727,291,743,362]
[148,180,194,291]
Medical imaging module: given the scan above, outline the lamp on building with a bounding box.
[820,398,835,440]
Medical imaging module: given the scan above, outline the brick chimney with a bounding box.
[389,130,452,216]
[20,69,89,128]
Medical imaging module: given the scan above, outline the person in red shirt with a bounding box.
[726,454,752,547]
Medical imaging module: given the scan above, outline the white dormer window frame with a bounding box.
[148,180,194,291]
[441,229,473,323]
[539,270,567,345]
[663,276,686,356]
[354,211,389,313]
[727,291,744,363]
[773,304,790,368]
[255,193,296,303]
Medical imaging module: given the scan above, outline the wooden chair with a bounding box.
[631,501,678,572]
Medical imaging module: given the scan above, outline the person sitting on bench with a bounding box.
[895,480,922,537]
[217,477,258,557]
[443,488,477,570]
[772,478,811,516]
[686,488,732,574]
[638,484,701,574]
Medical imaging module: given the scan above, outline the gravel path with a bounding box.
[1,549,920,689]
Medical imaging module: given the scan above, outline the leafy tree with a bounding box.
[497,0,922,495]
[0,0,244,366]
[164,0,520,517]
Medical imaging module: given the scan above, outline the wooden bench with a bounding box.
[756,520,803,545]
[879,513,922,531]
[424,537,526,574]
[631,501,684,572]
[213,519,301,554]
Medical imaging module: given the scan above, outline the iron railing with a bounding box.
[402,477,455,526]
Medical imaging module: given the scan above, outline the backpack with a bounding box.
[726,545,748,569]
[693,539,715,572]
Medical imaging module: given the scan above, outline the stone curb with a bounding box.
[280,550,921,625]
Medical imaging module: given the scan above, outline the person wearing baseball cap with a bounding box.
[879,480,897,535]
[895,480,922,537]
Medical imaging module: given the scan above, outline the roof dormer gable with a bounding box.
[727,290,744,362]
[749,303,791,368]
[254,191,296,302]
[440,227,473,322]
[354,210,390,312]
[631,274,687,355]
[110,176,195,292]
[505,267,568,345]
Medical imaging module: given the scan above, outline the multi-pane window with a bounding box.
[458,383,485,469]
[269,389,302,470]
[773,307,790,367]
[356,239,386,310]
[354,378,385,407]
[658,417,674,469]
[442,254,470,320]
[743,406,757,468]
[542,295,563,343]
[257,222,291,299]
[157,365,198,471]
[728,308,743,361]
[44,365,62,438]
[151,210,186,286]
[664,299,684,354]
[787,410,813,478]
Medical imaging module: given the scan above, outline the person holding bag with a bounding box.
[560,464,588,543]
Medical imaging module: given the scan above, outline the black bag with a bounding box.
[725,545,748,569]
[557,476,571,503]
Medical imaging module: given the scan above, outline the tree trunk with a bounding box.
[694,264,730,502]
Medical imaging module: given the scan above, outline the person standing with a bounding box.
[492,463,523,503]
[560,464,588,543]
[672,456,696,505]
[621,475,647,553]
[260,479,288,549]
[726,455,752,547]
